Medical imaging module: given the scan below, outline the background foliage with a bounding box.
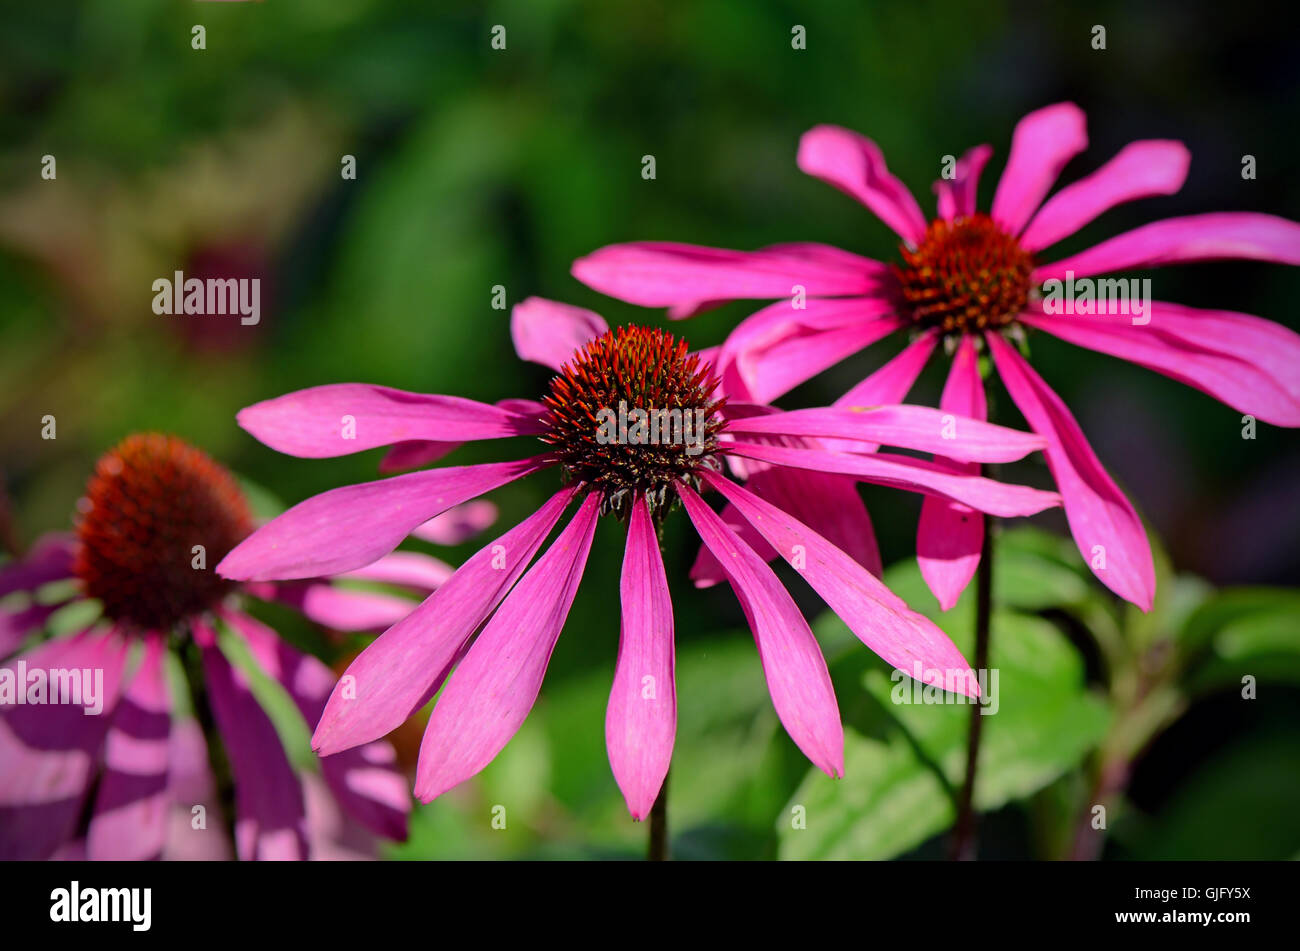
[2,0,1297,859]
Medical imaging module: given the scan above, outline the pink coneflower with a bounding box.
[217,298,1060,818]
[572,103,1300,611]
[0,433,481,860]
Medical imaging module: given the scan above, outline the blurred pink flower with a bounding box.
[0,434,486,860]
[218,298,1059,818]
[572,103,1300,611]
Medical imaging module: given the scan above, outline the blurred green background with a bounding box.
[2,0,1297,859]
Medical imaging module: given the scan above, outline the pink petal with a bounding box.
[0,533,74,598]
[410,500,499,546]
[797,125,928,245]
[162,718,232,861]
[677,483,843,777]
[198,628,308,860]
[726,404,1045,463]
[986,332,1154,609]
[267,581,417,632]
[571,241,890,307]
[1034,212,1300,282]
[414,494,601,802]
[691,458,882,587]
[238,383,546,458]
[378,440,462,473]
[337,551,455,591]
[702,472,978,697]
[0,630,131,859]
[1020,140,1191,252]
[726,442,1060,517]
[1022,304,1300,426]
[935,145,993,221]
[822,333,939,453]
[917,335,987,610]
[991,102,1088,236]
[224,610,410,841]
[218,455,554,581]
[511,297,609,370]
[86,637,172,860]
[312,485,579,756]
[606,496,675,820]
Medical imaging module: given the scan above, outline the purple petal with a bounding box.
[512,297,609,370]
[1020,140,1190,252]
[702,471,978,697]
[414,494,601,802]
[238,383,546,458]
[797,125,928,245]
[312,486,579,756]
[218,455,554,581]
[987,332,1155,610]
[991,102,1088,235]
[410,500,499,546]
[607,496,676,820]
[935,145,993,221]
[677,483,844,777]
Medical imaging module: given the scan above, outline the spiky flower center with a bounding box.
[893,213,1035,334]
[542,326,725,518]
[74,434,254,631]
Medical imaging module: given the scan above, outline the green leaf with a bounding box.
[779,608,1110,859]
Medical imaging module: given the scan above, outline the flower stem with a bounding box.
[950,512,994,860]
[647,768,670,861]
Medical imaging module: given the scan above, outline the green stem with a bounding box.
[950,512,994,860]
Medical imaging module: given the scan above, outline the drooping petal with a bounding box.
[917,335,987,610]
[511,297,609,370]
[237,384,546,458]
[725,404,1045,463]
[1020,140,1191,252]
[1034,212,1300,282]
[606,496,675,820]
[162,717,232,861]
[701,472,978,697]
[821,333,939,454]
[691,457,882,587]
[337,551,455,592]
[268,583,418,632]
[0,533,74,598]
[731,314,905,403]
[378,440,461,473]
[571,241,890,308]
[991,102,1088,235]
[86,636,172,860]
[218,455,554,581]
[725,442,1060,517]
[312,486,579,756]
[198,626,308,860]
[0,630,131,859]
[935,145,993,221]
[986,332,1154,609]
[1022,304,1300,426]
[677,483,843,777]
[414,494,601,802]
[411,500,499,546]
[797,125,928,245]
[223,610,409,842]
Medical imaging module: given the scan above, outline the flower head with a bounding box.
[572,104,1300,612]
[218,298,1059,817]
[0,434,483,860]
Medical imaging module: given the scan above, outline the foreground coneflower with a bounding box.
[572,103,1300,611]
[0,434,481,860]
[218,298,1060,819]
